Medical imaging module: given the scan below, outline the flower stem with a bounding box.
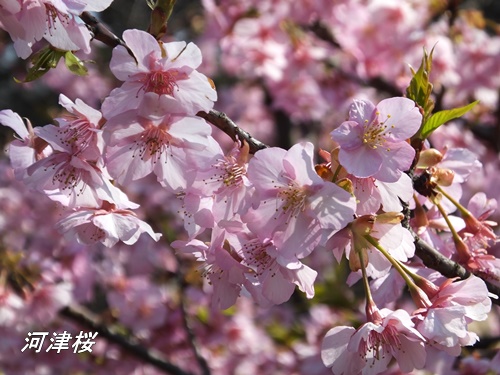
[364,234,433,307]
[332,164,342,182]
[434,200,464,242]
[364,235,415,287]
[435,201,471,262]
[435,185,471,217]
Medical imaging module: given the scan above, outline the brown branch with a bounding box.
[60,304,196,375]
[175,258,211,375]
[80,12,135,59]
[197,110,269,154]
[413,235,500,306]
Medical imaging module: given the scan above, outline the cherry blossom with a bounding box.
[414,275,491,356]
[103,109,219,192]
[0,0,114,58]
[224,223,318,305]
[327,213,415,280]
[1,1,500,374]
[192,141,253,222]
[102,29,217,119]
[331,97,421,182]
[322,308,426,375]
[56,201,161,247]
[24,123,124,208]
[0,109,51,179]
[244,142,356,260]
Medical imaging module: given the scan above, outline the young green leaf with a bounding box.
[64,51,88,76]
[420,100,479,139]
[406,47,434,115]
[15,48,65,83]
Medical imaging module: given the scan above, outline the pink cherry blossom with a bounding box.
[0,0,113,59]
[0,109,51,179]
[103,110,219,192]
[224,223,317,306]
[460,192,498,251]
[54,94,104,161]
[244,142,356,260]
[331,97,421,182]
[24,123,124,208]
[414,275,491,356]
[322,308,426,375]
[174,232,252,310]
[326,214,415,280]
[319,148,414,215]
[102,29,216,119]
[192,141,253,222]
[56,201,161,247]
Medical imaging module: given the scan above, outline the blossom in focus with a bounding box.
[224,223,318,306]
[173,232,252,310]
[102,29,217,119]
[331,97,421,182]
[322,308,426,375]
[414,275,491,356]
[0,0,114,58]
[54,94,104,161]
[318,147,414,216]
[192,141,253,222]
[244,142,356,261]
[103,110,219,193]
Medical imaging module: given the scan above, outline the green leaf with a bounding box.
[406,47,434,113]
[420,100,479,139]
[15,47,65,83]
[64,51,88,76]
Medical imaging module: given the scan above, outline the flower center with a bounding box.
[50,155,83,192]
[58,118,95,155]
[276,181,307,220]
[141,70,181,96]
[45,5,70,34]
[241,239,276,277]
[360,324,402,362]
[131,126,173,164]
[362,113,394,150]
[206,157,246,190]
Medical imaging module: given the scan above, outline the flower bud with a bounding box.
[315,164,334,181]
[430,167,455,186]
[416,148,443,168]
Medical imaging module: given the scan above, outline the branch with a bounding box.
[413,235,500,306]
[175,258,211,375]
[60,304,196,375]
[80,12,135,58]
[197,110,269,154]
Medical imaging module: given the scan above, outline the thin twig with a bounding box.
[197,110,269,154]
[175,258,212,375]
[60,304,196,375]
[80,12,135,59]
